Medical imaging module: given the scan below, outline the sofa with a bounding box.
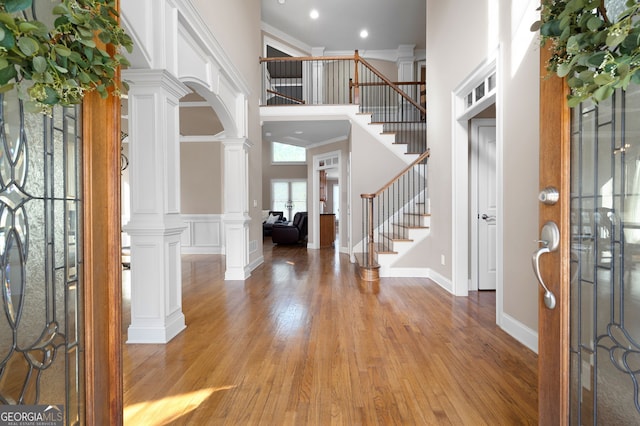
[272,212,308,244]
[263,211,286,236]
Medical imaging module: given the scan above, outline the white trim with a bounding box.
[500,312,538,354]
[495,50,505,328]
[427,268,454,294]
[180,134,223,143]
[379,267,429,278]
[248,255,265,273]
[262,23,311,56]
[311,150,342,250]
[180,101,213,108]
[451,51,501,301]
[180,214,224,254]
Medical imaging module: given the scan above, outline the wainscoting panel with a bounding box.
[181,214,224,254]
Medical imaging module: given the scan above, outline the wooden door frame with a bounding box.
[538,41,571,425]
[82,2,123,422]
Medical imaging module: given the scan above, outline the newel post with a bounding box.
[361,193,375,267]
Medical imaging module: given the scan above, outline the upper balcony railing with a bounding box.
[260,51,427,153]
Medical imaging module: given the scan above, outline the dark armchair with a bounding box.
[272,212,308,244]
[263,211,286,236]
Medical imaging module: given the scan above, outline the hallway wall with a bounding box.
[426,0,540,343]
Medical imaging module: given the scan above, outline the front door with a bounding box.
[539,42,640,424]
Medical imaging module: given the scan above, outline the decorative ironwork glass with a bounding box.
[0,3,84,418]
[570,84,640,424]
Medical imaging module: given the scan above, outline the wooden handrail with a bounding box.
[266,89,306,104]
[361,149,430,199]
[357,81,424,87]
[259,55,355,63]
[357,56,427,116]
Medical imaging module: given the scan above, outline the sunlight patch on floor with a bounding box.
[124,386,235,425]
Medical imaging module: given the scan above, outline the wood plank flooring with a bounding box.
[123,241,538,425]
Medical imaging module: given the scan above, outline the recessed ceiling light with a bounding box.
[295,130,304,135]
[265,132,272,137]
[310,9,319,19]
[360,29,368,39]
[278,0,285,4]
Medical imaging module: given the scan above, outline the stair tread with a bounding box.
[404,212,431,217]
[371,121,426,124]
[354,252,381,267]
[374,242,397,254]
[381,233,413,242]
[394,224,430,229]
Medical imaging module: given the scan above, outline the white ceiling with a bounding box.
[263,120,351,148]
[261,0,426,52]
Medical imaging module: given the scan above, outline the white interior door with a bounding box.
[473,119,497,290]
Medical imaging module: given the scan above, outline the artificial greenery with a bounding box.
[537,0,640,106]
[0,0,133,113]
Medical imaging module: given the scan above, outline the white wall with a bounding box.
[350,122,409,256]
[426,0,540,341]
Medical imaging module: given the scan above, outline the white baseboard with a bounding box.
[248,255,264,273]
[499,312,538,354]
[379,267,430,278]
[427,268,453,293]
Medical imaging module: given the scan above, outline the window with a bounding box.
[272,141,306,164]
[272,179,307,220]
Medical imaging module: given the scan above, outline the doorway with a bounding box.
[312,151,342,250]
[451,56,502,317]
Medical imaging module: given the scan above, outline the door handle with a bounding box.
[481,214,496,221]
[531,221,559,310]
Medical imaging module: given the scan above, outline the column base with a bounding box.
[126,311,186,344]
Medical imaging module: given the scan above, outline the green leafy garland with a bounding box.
[0,0,133,113]
[538,0,640,107]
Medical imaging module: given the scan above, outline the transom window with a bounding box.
[272,141,306,164]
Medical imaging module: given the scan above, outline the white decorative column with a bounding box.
[310,47,325,104]
[396,44,416,121]
[396,44,416,81]
[223,138,252,280]
[123,69,190,343]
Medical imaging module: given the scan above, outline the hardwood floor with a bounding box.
[123,241,538,425]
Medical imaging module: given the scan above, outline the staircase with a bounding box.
[354,55,429,280]
[260,51,429,280]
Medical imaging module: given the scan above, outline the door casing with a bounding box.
[82,20,124,423]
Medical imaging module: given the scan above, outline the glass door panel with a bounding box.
[570,84,640,424]
[0,50,83,424]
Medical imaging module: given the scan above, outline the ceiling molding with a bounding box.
[261,22,312,55]
[180,134,224,143]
